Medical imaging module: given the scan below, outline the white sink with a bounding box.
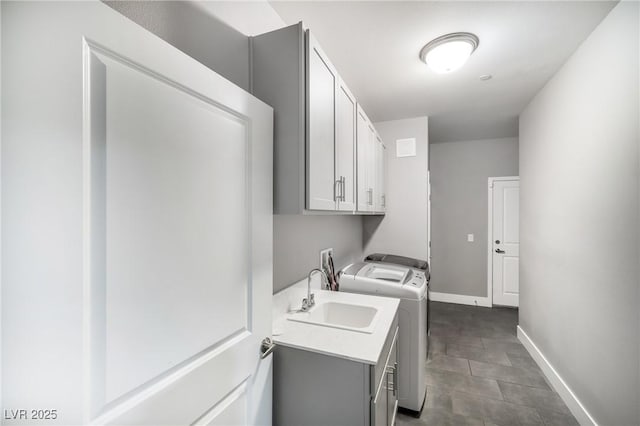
[288,301,379,334]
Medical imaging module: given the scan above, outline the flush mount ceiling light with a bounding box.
[419,32,479,74]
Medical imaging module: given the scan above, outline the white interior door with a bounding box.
[306,32,337,211]
[491,178,520,307]
[2,2,273,425]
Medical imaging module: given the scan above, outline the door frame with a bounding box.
[487,176,520,307]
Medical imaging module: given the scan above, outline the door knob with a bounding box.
[495,248,505,254]
[260,337,276,359]
[495,240,501,244]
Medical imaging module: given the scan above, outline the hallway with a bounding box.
[397,302,578,426]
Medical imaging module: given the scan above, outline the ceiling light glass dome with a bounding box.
[419,32,479,74]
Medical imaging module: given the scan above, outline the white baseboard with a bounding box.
[517,326,598,426]
[428,291,491,307]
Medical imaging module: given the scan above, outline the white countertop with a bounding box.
[272,284,399,365]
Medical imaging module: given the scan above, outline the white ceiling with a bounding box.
[269,1,616,142]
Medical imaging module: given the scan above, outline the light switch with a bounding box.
[467,234,474,242]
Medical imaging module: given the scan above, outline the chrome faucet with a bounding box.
[301,268,328,312]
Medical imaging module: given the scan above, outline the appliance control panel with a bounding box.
[408,272,426,287]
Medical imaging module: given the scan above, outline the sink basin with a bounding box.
[288,301,378,334]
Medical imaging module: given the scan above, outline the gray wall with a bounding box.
[429,138,518,297]
[519,2,639,425]
[273,215,363,291]
[364,117,429,261]
[104,1,250,91]
[107,1,365,294]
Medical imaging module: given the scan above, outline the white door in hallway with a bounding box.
[2,2,273,425]
[491,178,520,307]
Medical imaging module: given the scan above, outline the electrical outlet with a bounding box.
[320,248,333,270]
[467,233,474,242]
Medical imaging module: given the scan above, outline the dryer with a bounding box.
[339,261,427,414]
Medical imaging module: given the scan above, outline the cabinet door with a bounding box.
[336,79,357,211]
[372,370,387,426]
[366,123,377,211]
[386,336,399,425]
[374,135,386,213]
[356,105,371,212]
[373,136,382,212]
[380,141,387,213]
[306,32,337,210]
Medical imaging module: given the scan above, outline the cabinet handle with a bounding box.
[393,362,398,396]
[341,176,346,201]
[381,194,385,207]
[334,179,341,202]
[260,337,276,359]
[385,364,397,395]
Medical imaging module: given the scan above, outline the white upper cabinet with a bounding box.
[336,79,357,211]
[306,33,338,210]
[356,105,386,214]
[251,23,384,215]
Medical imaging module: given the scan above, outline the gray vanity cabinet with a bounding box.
[273,316,399,426]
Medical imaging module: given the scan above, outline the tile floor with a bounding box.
[396,302,578,426]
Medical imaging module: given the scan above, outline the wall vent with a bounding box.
[396,138,416,157]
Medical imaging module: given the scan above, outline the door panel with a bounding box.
[380,142,386,213]
[492,179,520,307]
[367,123,376,211]
[373,138,381,212]
[195,382,248,426]
[374,135,385,213]
[356,106,371,212]
[336,80,356,211]
[2,3,273,425]
[373,376,387,426]
[94,46,250,404]
[502,257,520,294]
[502,187,520,243]
[386,334,398,425]
[306,33,337,211]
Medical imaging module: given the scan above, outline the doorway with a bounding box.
[488,177,520,307]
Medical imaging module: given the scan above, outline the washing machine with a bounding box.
[339,261,427,414]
